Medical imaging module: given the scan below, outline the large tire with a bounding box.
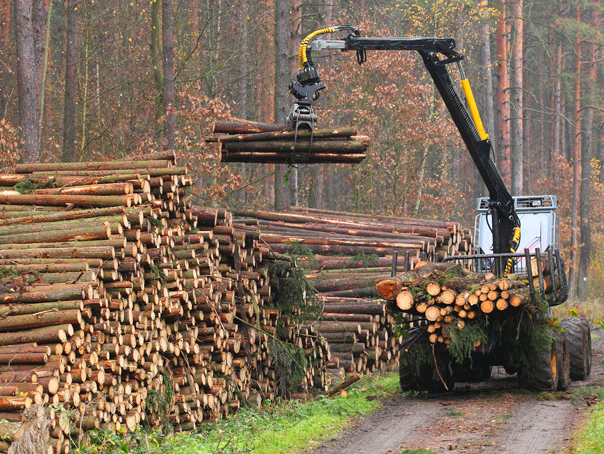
[560,317,592,380]
[555,330,571,391]
[399,332,455,393]
[518,330,558,391]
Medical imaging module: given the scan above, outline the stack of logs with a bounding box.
[233,207,471,374]
[0,152,330,453]
[375,260,557,346]
[213,120,370,164]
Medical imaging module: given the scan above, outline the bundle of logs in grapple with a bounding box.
[232,207,471,375]
[0,152,330,453]
[375,260,560,345]
[213,119,370,164]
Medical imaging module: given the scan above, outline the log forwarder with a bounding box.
[288,26,592,391]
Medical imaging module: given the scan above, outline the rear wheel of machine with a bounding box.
[560,317,592,380]
[555,330,571,391]
[518,331,558,391]
[399,332,455,393]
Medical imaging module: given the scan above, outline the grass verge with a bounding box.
[572,399,604,453]
[74,372,400,454]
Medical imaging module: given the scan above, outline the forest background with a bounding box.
[0,0,602,300]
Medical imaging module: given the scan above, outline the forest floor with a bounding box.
[311,326,604,454]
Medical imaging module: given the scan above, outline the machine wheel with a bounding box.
[560,317,592,380]
[555,330,571,391]
[454,364,492,383]
[399,332,455,393]
[518,331,558,391]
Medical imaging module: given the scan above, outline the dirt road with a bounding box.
[313,327,603,454]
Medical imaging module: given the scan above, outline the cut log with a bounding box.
[425,306,441,322]
[218,128,356,143]
[480,300,494,314]
[509,292,529,307]
[395,291,415,311]
[0,324,73,346]
[496,299,509,311]
[213,120,291,134]
[439,289,456,305]
[426,282,441,296]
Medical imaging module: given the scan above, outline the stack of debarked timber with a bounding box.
[0,152,329,453]
[232,207,471,375]
[213,119,370,164]
[375,260,560,346]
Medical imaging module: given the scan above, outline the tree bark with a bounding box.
[569,7,582,300]
[481,1,496,143]
[213,120,290,134]
[222,140,366,153]
[14,0,41,161]
[273,0,290,211]
[161,0,175,150]
[550,38,563,183]
[150,0,163,140]
[236,0,248,206]
[0,1,10,118]
[0,324,73,346]
[221,152,365,164]
[495,0,510,185]
[218,128,356,143]
[510,0,523,195]
[578,4,599,300]
[62,0,78,162]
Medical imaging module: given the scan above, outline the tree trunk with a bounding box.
[150,0,163,141]
[481,1,496,143]
[577,4,599,300]
[62,0,78,162]
[0,1,10,118]
[495,0,510,185]
[236,0,248,206]
[510,0,523,195]
[14,0,41,161]
[161,0,175,150]
[569,7,582,301]
[273,0,290,211]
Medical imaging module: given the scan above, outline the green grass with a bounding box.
[446,410,464,417]
[573,400,604,453]
[399,450,436,454]
[75,373,400,454]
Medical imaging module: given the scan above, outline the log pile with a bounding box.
[375,260,559,346]
[213,120,370,164]
[317,296,400,374]
[233,207,471,374]
[0,152,330,452]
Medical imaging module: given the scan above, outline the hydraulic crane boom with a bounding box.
[289,27,521,259]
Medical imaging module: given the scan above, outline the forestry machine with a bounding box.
[289,26,592,391]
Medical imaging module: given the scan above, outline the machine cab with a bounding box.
[473,195,560,274]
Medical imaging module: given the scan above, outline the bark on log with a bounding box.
[218,128,356,143]
[222,140,366,154]
[15,160,172,173]
[0,324,73,346]
[221,152,366,164]
[0,283,93,304]
[0,309,83,331]
[213,120,291,134]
